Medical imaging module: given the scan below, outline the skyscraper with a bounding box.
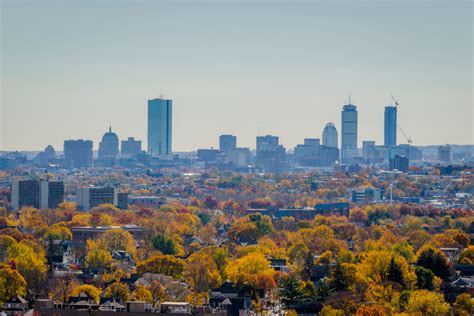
[64,139,93,168]
[322,122,338,148]
[98,126,119,158]
[341,102,358,162]
[148,98,172,155]
[384,106,397,146]
[219,135,237,154]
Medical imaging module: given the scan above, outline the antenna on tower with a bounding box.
[109,121,112,133]
[348,93,351,104]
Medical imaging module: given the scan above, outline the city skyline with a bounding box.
[1,1,473,151]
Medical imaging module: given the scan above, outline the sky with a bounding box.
[1,0,473,152]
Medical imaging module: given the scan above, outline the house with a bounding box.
[2,296,28,314]
[160,302,192,314]
[210,281,252,316]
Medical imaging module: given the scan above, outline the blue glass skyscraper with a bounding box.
[384,106,397,146]
[148,98,172,155]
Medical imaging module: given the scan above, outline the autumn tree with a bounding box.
[226,252,274,287]
[49,275,79,303]
[0,266,26,304]
[105,282,131,303]
[85,239,113,269]
[99,228,136,255]
[185,250,222,292]
[73,284,101,304]
[132,284,152,303]
[404,289,450,315]
[137,255,185,278]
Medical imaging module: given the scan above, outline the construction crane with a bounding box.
[391,95,413,145]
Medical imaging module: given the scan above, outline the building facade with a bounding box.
[64,139,93,168]
[384,106,397,147]
[40,180,65,209]
[341,103,358,162]
[148,98,172,155]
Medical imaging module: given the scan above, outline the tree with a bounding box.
[84,239,113,269]
[100,228,136,255]
[6,241,48,295]
[454,293,474,316]
[416,245,451,279]
[415,266,438,291]
[137,255,185,278]
[328,262,348,291]
[354,305,388,316]
[458,246,474,265]
[150,280,168,307]
[151,234,177,255]
[278,275,304,306]
[73,284,101,304]
[301,251,315,281]
[226,252,273,286]
[49,275,79,303]
[0,235,16,262]
[185,250,222,292]
[405,289,450,315]
[105,282,131,303]
[132,284,152,303]
[0,267,26,304]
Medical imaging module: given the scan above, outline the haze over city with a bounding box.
[1,0,472,151]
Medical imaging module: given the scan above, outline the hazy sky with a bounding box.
[1,0,473,152]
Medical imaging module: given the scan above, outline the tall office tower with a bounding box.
[77,186,116,211]
[384,106,397,146]
[148,98,172,155]
[322,122,338,148]
[219,135,237,154]
[341,102,358,162]
[11,180,40,209]
[64,139,93,168]
[294,139,320,167]
[40,180,65,209]
[12,179,64,210]
[121,137,142,155]
[98,126,119,158]
[256,135,286,173]
[438,145,451,163]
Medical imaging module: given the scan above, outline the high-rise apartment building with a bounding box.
[40,181,65,209]
[384,106,397,146]
[121,137,142,155]
[12,179,64,210]
[341,103,358,162]
[76,186,116,211]
[148,98,172,155]
[64,139,93,168]
[322,122,338,148]
[219,135,237,154]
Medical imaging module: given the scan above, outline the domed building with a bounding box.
[98,126,119,158]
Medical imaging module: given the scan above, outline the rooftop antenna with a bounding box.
[348,93,351,104]
[109,121,112,133]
